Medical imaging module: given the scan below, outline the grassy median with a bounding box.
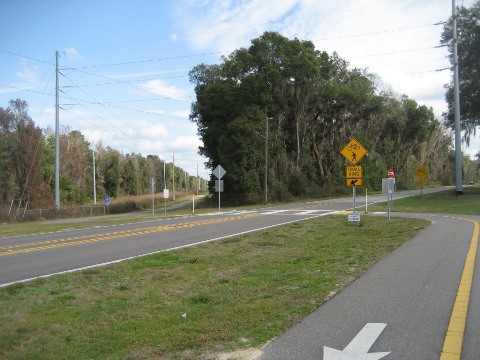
[0,215,429,360]
[368,186,480,215]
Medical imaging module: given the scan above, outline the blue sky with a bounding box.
[1,0,478,179]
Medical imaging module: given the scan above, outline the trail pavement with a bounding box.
[257,212,480,359]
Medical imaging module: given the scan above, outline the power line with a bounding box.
[0,49,55,65]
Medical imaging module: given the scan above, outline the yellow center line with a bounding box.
[0,214,261,257]
[440,217,479,359]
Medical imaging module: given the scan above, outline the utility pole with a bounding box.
[172,148,175,200]
[452,0,463,195]
[92,149,96,204]
[264,116,269,204]
[55,51,60,209]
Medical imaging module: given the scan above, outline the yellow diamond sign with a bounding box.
[341,138,367,165]
[416,166,426,177]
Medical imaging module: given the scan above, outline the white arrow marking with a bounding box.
[323,323,390,360]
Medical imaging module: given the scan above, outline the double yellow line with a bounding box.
[440,217,479,359]
[0,213,261,257]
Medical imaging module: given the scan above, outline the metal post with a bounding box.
[172,148,176,200]
[452,0,463,195]
[365,188,368,214]
[92,149,96,204]
[353,186,356,214]
[164,160,167,214]
[151,178,155,216]
[265,116,268,204]
[55,51,60,209]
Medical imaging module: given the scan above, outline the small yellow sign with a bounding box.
[416,166,426,177]
[417,177,425,184]
[346,166,362,178]
[341,138,367,165]
[346,178,363,187]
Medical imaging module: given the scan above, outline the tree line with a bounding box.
[3,0,480,210]
[0,99,202,210]
[190,31,478,204]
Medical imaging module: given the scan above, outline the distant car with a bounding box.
[468,181,474,185]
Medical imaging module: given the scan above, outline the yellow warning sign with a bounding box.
[416,166,426,177]
[346,178,363,187]
[346,166,362,178]
[341,138,367,165]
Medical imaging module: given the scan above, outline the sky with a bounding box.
[1,0,478,179]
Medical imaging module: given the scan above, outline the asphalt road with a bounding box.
[1,186,476,358]
[0,188,443,286]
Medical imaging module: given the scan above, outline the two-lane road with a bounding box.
[0,188,446,287]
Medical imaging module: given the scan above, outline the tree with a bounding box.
[102,148,121,198]
[441,1,480,144]
[0,99,53,207]
[190,32,384,201]
[122,157,138,195]
[58,128,92,204]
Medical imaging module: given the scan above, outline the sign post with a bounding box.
[104,195,111,215]
[416,166,427,196]
[382,177,395,221]
[151,178,155,217]
[213,165,226,212]
[163,188,169,214]
[340,138,367,223]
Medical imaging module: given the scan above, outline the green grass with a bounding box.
[368,186,480,215]
[0,215,429,360]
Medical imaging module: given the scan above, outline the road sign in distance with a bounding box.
[417,177,425,184]
[215,180,224,192]
[340,138,367,165]
[213,165,226,179]
[416,166,426,177]
[388,169,394,178]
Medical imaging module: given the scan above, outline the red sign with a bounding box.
[388,169,394,178]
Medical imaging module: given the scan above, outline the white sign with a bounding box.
[215,180,224,192]
[382,178,395,195]
[348,213,361,222]
[323,323,390,359]
[163,189,169,199]
[213,165,226,179]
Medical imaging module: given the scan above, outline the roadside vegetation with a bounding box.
[0,215,428,360]
[1,187,479,359]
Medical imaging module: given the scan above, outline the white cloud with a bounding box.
[63,47,80,60]
[16,66,40,84]
[171,109,190,118]
[175,0,463,122]
[172,135,202,152]
[138,79,189,99]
